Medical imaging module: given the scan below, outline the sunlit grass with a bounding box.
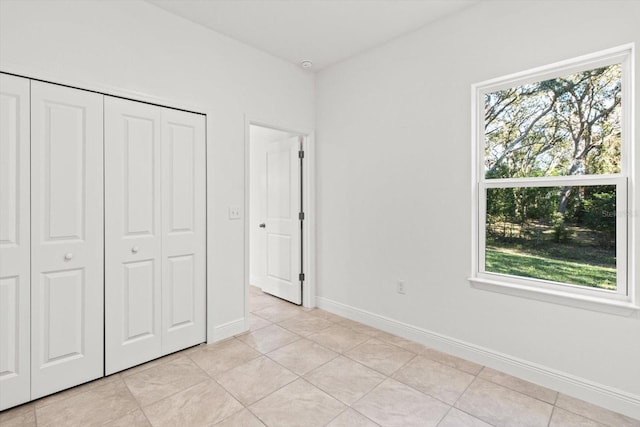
[485,248,616,290]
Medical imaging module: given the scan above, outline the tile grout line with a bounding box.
[101,406,146,427]
[250,291,636,426]
[448,376,500,427]
[349,406,383,427]
[322,406,351,426]
[264,339,340,377]
[546,405,557,427]
[236,324,304,354]
[115,377,145,426]
[255,295,469,421]
[341,342,418,378]
[275,316,336,336]
[434,406,455,427]
[305,356,387,407]
[301,300,638,425]
[474,373,558,408]
[551,400,620,427]
[8,288,630,427]
[209,328,304,413]
[124,358,210,419]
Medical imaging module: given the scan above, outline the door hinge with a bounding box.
[298,150,304,159]
[299,273,305,282]
[299,212,305,220]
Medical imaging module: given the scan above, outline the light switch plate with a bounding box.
[229,206,241,220]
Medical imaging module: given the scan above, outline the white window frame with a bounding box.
[470,44,638,315]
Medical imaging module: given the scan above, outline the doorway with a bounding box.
[246,122,314,314]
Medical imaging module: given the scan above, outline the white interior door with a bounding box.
[261,137,302,304]
[161,108,206,354]
[30,81,104,398]
[105,97,162,374]
[0,74,31,410]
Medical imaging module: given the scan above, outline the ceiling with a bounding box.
[145,0,478,71]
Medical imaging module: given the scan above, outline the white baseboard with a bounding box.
[249,275,263,288]
[316,296,640,420]
[209,318,246,343]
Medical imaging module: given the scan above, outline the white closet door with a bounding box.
[30,81,104,398]
[0,74,30,410]
[104,98,162,374]
[161,109,206,354]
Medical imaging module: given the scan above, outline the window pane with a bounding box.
[484,64,621,179]
[485,185,617,290]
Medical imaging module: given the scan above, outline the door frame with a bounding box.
[244,117,316,321]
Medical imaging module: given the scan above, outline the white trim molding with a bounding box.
[243,115,317,331]
[0,63,210,114]
[316,296,640,420]
[469,277,639,316]
[209,318,246,343]
[470,43,638,311]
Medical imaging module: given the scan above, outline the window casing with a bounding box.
[470,45,636,314]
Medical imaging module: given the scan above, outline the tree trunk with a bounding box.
[558,186,572,214]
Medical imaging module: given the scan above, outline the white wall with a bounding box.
[0,0,314,341]
[3,0,639,416]
[316,0,640,417]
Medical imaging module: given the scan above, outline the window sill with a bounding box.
[469,277,639,316]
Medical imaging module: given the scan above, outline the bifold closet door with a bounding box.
[0,74,31,410]
[161,108,206,354]
[30,81,104,399]
[105,99,205,372]
[104,98,162,375]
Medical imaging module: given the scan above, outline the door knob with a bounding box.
[131,246,139,254]
[64,253,73,261]
[259,223,266,228]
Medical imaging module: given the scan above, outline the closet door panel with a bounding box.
[105,97,162,374]
[161,109,206,354]
[30,81,104,399]
[0,74,30,410]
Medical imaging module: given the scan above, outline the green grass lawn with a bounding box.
[485,248,616,290]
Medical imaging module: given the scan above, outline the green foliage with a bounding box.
[582,189,616,231]
[486,185,615,252]
[551,212,570,243]
[581,187,616,248]
[484,64,622,180]
[482,64,622,287]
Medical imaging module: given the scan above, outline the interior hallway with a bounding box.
[1,286,637,427]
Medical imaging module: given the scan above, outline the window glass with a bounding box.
[484,64,621,179]
[485,185,617,290]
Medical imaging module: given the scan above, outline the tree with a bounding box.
[484,64,621,223]
[485,64,621,184]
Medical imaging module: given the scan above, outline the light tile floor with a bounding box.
[1,286,639,427]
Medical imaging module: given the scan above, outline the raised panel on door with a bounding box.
[161,108,206,354]
[0,74,30,410]
[262,137,302,304]
[30,81,103,399]
[104,97,162,374]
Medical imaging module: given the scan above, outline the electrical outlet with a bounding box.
[228,206,241,220]
[397,280,406,295]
